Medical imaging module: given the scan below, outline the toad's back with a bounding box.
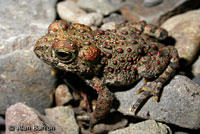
[57,21,170,86]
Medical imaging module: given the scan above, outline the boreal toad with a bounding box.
[34,20,179,129]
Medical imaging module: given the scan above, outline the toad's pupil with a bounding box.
[56,52,71,60]
[56,52,68,57]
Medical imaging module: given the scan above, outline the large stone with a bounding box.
[193,74,200,86]
[0,116,5,134]
[76,12,103,26]
[174,132,190,134]
[144,0,163,7]
[120,0,200,25]
[0,0,57,114]
[57,1,86,22]
[77,0,123,15]
[94,118,128,134]
[192,56,200,76]
[0,0,57,55]
[115,75,200,129]
[5,103,64,134]
[101,22,117,31]
[0,50,55,114]
[45,106,79,134]
[103,13,126,25]
[55,84,73,106]
[0,116,5,126]
[109,120,172,134]
[162,10,200,66]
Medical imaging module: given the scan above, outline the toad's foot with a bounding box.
[131,81,163,113]
[131,46,179,114]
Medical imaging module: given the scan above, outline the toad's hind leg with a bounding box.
[87,77,114,130]
[131,46,179,113]
[129,21,168,40]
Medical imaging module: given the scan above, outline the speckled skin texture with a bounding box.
[34,20,179,129]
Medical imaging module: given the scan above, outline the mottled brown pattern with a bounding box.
[34,20,179,129]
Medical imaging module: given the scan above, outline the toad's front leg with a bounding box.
[87,77,114,129]
[132,46,179,113]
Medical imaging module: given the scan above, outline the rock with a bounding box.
[174,132,190,134]
[94,118,128,134]
[101,22,117,30]
[144,0,163,7]
[0,116,5,126]
[109,120,172,134]
[45,106,79,134]
[0,0,57,115]
[5,103,64,134]
[192,56,200,76]
[103,13,126,25]
[0,51,55,114]
[77,0,123,15]
[0,0,57,55]
[0,116,5,134]
[57,0,86,22]
[76,12,103,26]
[55,84,73,106]
[0,131,5,134]
[0,117,5,134]
[162,10,200,66]
[193,74,200,86]
[120,0,200,25]
[115,75,200,129]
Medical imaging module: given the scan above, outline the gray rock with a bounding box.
[76,12,103,26]
[55,84,73,106]
[0,116,5,126]
[0,50,55,114]
[174,132,190,134]
[57,1,86,22]
[144,0,163,7]
[115,75,200,129]
[192,74,200,86]
[109,120,172,134]
[0,117,5,134]
[0,0,57,115]
[45,106,79,134]
[103,13,126,25]
[77,0,123,15]
[110,0,123,6]
[0,0,56,55]
[192,56,200,76]
[5,103,64,134]
[94,118,128,134]
[101,22,117,30]
[162,10,200,66]
[120,0,200,25]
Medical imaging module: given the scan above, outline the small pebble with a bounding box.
[76,12,103,26]
[57,1,86,22]
[101,22,117,30]
[192,74,200,86]
[144,0,164,7]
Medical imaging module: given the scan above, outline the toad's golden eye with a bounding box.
[55,51,72,61]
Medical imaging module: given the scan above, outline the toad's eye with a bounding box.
[55,51,72,61]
